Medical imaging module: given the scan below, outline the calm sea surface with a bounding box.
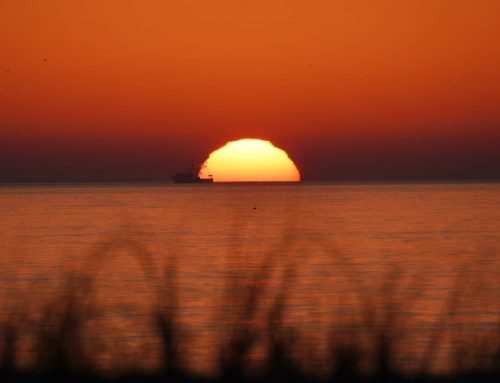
[0,183,499,375]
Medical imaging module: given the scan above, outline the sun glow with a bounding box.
[199,139,300,182]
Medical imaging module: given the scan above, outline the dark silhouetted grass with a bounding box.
[0,239,499,383]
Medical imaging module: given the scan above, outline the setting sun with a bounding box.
[199,139,300,182]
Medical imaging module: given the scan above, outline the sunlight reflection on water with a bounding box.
[0,183,499,375]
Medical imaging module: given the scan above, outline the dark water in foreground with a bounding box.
[0,182,499,378]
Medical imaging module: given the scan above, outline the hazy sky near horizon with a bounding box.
[1,0,499,181]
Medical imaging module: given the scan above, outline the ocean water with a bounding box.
[0,182,499,375]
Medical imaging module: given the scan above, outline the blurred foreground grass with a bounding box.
[0,236,499,383]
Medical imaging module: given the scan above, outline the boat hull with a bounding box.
[171,175,213,183]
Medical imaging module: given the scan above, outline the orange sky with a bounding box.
[1,0,499,181]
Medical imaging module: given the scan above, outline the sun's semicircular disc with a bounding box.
[199,138,301,182]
